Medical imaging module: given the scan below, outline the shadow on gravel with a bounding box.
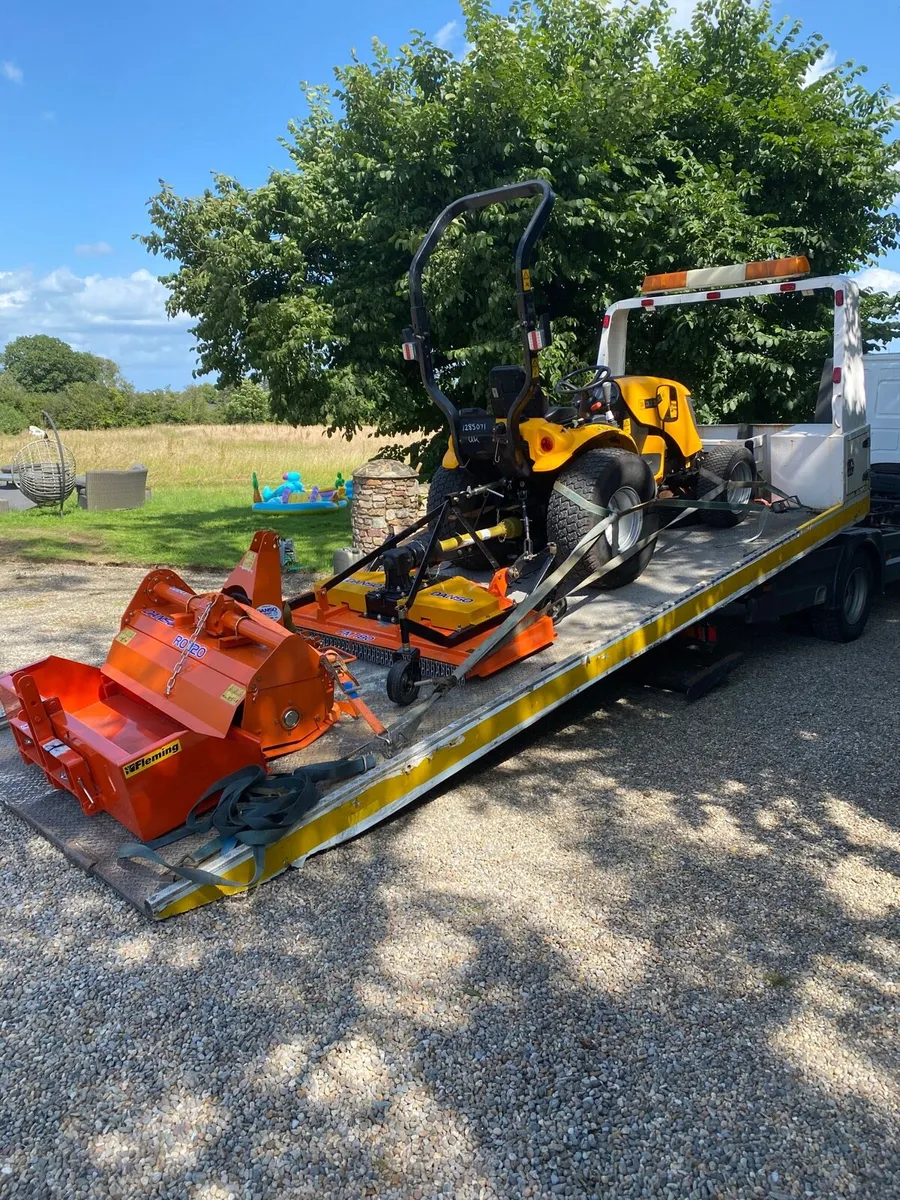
[0,599,897,1198]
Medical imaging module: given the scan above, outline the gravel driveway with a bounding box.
[0,564,897,1199]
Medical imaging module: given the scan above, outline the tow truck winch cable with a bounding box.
[118,754,375,890]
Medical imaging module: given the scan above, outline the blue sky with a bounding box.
[0,0,897,389]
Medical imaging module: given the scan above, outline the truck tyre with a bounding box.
[547,447,658,591]
[696,444,756,528]
[427,465,483,565]
[811,546,875,642]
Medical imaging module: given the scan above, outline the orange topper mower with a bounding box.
[0,532,383,842]
[288,484,560,706]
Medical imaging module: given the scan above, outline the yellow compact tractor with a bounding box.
[403,181,755,589]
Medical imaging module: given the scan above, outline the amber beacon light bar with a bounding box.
[642,256,811,295]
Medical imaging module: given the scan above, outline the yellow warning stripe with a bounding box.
[154,495,868,918]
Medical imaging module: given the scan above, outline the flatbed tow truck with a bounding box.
[1,267,898,919]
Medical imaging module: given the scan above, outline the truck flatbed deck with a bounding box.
[0,492,867,919]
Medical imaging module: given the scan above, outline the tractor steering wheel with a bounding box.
[555,363,615,415]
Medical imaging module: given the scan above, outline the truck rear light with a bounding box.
[780,282,796,292]
[832,366,842,384]
[402,342,417,361]
[527,330,546,351]
[641,298,654,308]
[835,289,844,307]
[602,314,611,329]
[706,291,721,300]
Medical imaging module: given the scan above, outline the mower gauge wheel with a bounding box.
[387,657,421,706]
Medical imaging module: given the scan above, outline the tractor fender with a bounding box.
[519,418,638,473]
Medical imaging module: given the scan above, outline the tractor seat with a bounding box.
[488,366,547,420]
[544,406,578,426]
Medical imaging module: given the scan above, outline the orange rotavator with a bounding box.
[0,532,383,842]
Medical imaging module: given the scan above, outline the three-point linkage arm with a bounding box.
[406,180,556,471]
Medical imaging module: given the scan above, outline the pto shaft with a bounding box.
[438,517,523,554]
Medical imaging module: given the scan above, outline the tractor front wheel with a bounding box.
[546,447,658,591]
[696,444,756,528]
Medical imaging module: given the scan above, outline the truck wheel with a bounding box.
[546,447,658,590]
[811,547,875,642]
[427,466,484,565]
[696,444,756,528]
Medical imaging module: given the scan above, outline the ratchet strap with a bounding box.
[380,469,806,749]
[552,481,610,518]
[118,755,375,890]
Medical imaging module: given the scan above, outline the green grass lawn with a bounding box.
[0,485,353,572]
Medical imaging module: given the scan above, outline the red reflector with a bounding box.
[835,289,844,307]
[402,342,416,361]
[780,282,796,292]
[832,366,842,384]
[540,436,554,453]
[706,291,721,300]
[641,298,654,308]
[602,314,611,329]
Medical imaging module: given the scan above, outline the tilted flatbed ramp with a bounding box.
[0,493,867,919]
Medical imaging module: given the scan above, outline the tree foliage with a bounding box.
[0,335,106,394]
[145,0,899,450]
[222,379,271,424]
[0,338,260,433]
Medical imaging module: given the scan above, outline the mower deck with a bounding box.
[0,496,865,917]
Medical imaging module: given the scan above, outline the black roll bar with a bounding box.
[407,180,556,470]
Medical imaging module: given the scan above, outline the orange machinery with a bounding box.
[288,517,558,705]
[0,533,381,841]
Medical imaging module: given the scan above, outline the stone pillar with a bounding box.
[351,459,420,554]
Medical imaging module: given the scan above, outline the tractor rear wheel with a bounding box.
[546,447,658,591]
[696,443,756,528]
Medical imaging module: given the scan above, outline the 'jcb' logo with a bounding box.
[123,740,182,779]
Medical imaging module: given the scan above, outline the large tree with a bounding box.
[143,0,900,457]
[0,334,108,394]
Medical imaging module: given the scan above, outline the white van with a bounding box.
[864,352,900,468]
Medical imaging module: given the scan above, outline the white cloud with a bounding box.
[1,61,23,84]
[803,48,837,88]
[0,266,198,388]
[74,241,113,258]
[433,19,472,57]
[856,267,900,295]
[434,20,459,49]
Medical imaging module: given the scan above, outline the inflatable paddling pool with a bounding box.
[252,494,349,514]
[251,471,353,514]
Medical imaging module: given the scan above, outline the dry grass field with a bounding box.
[0,423,413,490]
[0,424,418,571]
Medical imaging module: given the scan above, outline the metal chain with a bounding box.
[165,595,216,696]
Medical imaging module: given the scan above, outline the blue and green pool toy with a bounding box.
[252,471,352,513]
